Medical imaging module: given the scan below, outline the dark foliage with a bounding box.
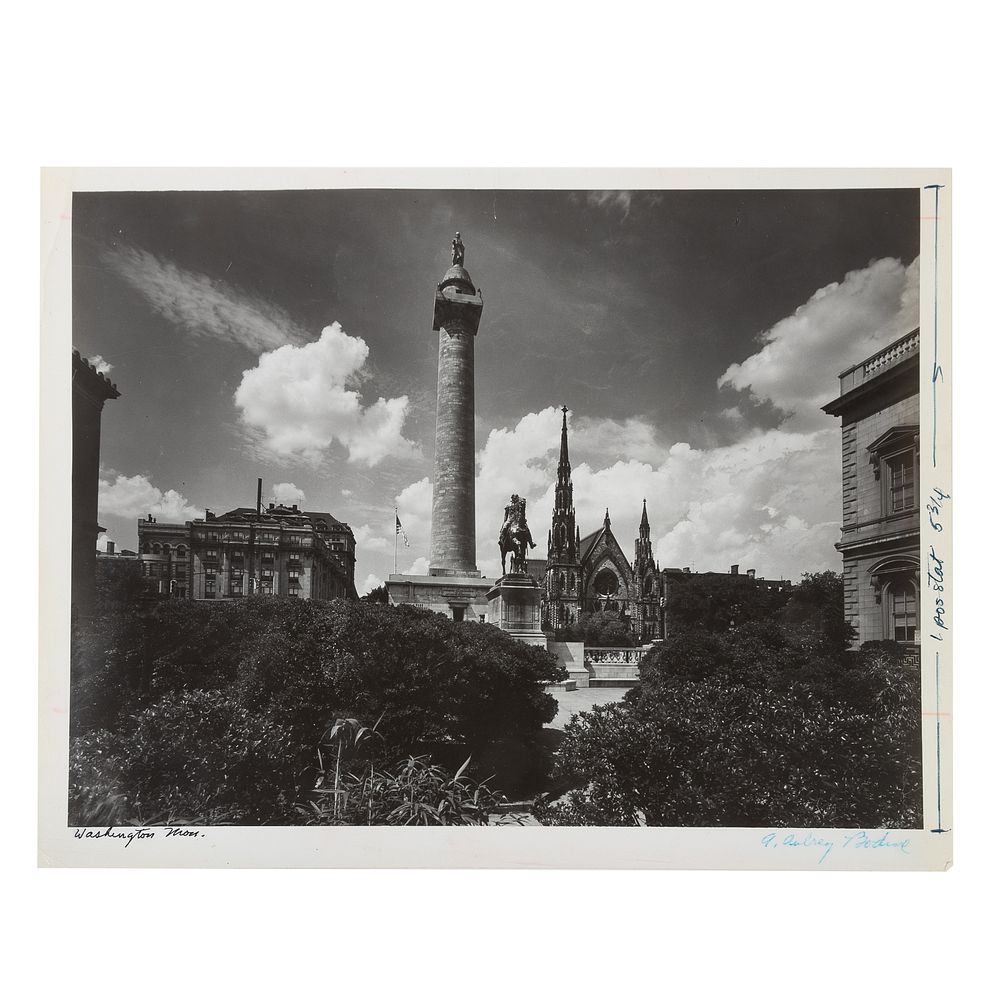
[778,571,857,657]
[360,583,389,604]
[537,630,922,828]
[663,573,788,634]
[68,598,565,824]
[576,611,636,648]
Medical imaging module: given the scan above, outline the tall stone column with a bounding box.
[430,234,483,576]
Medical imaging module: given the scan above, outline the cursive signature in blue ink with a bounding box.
[761,831,836,864]
[840,831,911,856]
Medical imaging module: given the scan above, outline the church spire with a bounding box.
[635,499,654,569]
[548,405,577,560]
[558,405,571,476]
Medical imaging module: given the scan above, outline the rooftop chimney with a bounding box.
[747,568,756,579]
[731,564,739,575]
[256,478,263,514]
[106,541,115,554]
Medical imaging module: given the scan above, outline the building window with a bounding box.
[205,584,216,599]
[886,450,916,513]
[176,546,186,559]
[868,426,918,517]
[231,578,243,596]
[888,578,919,642]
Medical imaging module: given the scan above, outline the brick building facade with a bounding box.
[822,329,920,653]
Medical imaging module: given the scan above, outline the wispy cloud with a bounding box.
[570,190,664,221]
[88,354,113,375]
[102,243,309,353]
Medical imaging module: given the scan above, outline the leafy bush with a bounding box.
[663,573,788,634]
[577,611,636,648]
[538,627,922,828]
[69,597,565,823]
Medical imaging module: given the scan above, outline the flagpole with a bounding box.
[393,505,398,576]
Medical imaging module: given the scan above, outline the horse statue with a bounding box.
[498,493,535,576]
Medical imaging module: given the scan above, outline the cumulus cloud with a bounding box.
[361,574,385,595]
[103,243,308,353]
[353,524,393,554]
[271,482,305,506]
[719,256,919,431]
[98,473,201,523]
[88,354,113,375]
[234,322,415,466]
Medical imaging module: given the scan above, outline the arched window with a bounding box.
[176,545,187,559]
[141,541,150,554]
[594,568,618,597]
[870,558,920,645]
[152,543,161,555]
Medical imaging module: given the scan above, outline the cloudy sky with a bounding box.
[73,186,919,595]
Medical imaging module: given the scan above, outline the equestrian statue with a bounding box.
[498,493,536,576]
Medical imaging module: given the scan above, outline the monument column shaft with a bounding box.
[431,319,477,573]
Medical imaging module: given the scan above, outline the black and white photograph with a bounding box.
[40,169,951,868]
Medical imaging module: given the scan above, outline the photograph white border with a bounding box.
[39,166,952,870]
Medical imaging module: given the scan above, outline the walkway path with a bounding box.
[549,687,627,729]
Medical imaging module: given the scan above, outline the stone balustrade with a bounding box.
[862,330,919,379]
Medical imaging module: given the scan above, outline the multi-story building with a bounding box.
[137,501,357,602]
[822,328,920,655]
[72,349,120,617]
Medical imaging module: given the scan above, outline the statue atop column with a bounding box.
[452,232,465,267]
[498,493,536,576]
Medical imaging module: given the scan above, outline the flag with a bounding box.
[396,514,409,547]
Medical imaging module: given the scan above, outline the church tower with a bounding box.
[633,499,662,641]
[544,406,582,628]
[430,233,484,576]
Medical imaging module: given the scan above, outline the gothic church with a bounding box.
[526,407,664,642]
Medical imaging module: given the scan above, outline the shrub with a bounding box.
[300,755,504,826]
[69,597,566,822]
[578,611,636,648]
[539,630,922,828]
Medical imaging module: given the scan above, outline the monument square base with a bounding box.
[485,573,546,645]
[386,572,490,623]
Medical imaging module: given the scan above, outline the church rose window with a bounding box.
[594,568,618,597]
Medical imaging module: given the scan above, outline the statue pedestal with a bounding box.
[486,573,547,646]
